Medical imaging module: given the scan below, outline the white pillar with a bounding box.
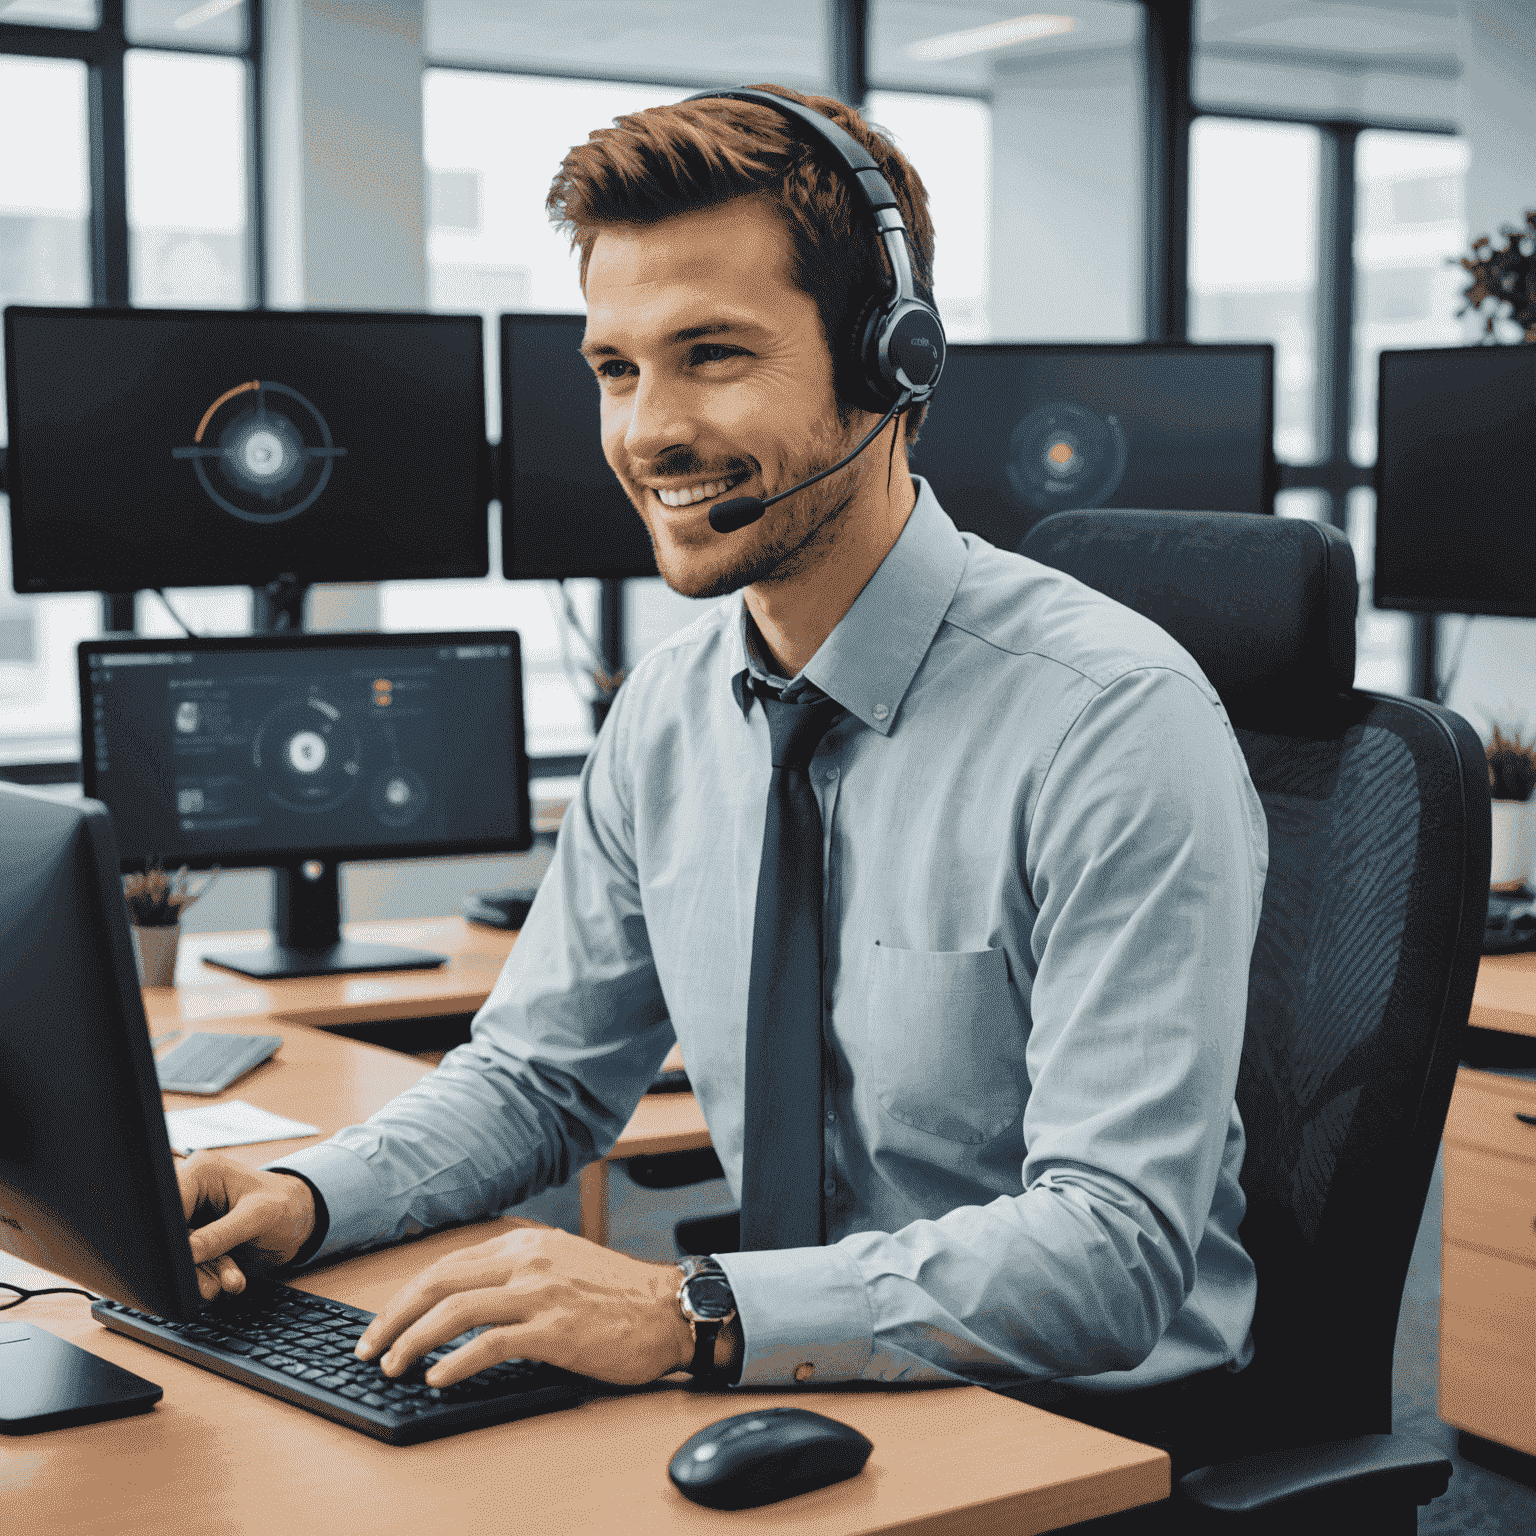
[263,0,427,629]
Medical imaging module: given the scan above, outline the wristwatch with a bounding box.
[676,1255,736,1381]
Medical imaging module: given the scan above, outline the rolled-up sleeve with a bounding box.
[721,666,1266,1389]
[266,690,675,1264]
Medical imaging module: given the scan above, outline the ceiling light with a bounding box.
[907,13,1076,63]
[174,0,243,29]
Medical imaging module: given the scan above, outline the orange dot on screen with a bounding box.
[1048,442,1074,465]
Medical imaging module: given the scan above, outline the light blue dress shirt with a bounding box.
[271,478,1268,1396]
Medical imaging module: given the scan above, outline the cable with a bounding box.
[547,580,624,701]
[152,587,199,639]
[545,582,596,703]
[0,1281,99,1311]
[1436,615,1475,705]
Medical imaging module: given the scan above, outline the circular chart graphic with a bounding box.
[172,380,347,524]
[369,765,429,830]
[252,695,362,814]
[1006,401,1128,514]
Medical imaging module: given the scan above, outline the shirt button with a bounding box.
[825,1110,836,1123]
[872,704,889,721]
[823,1178,836,1196]
[794,1362,816,1383]
[824,767,838,782]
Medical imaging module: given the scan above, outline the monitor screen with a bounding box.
[1374,345,1536,617]
[80,631,531,869]
[500,311,657,580]
[910,343,1276,551]
[5,306,489,593]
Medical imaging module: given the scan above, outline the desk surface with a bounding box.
[0,1230,1167,1536]
[1470,950,1536,1039]
[5,959,1169,1536]
[148,918,712,1166]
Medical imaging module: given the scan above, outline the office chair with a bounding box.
[1019,509,1488,1532]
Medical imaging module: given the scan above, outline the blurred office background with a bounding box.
[2,1,1532,798]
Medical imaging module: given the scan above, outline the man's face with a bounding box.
[581,195,865,599]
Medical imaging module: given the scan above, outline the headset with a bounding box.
[682,87,947,533]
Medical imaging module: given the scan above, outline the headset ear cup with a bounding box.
[841,291,899,416]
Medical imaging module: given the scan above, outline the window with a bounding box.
[126,49,251,307]
[1189,118,1320,466]
[0,56,94,738]
[865,90,991,341]
[0,4,261,758]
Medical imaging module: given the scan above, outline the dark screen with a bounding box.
[5,307,488,593]
[1374,346,1536,617]
[501,312,656,579]
[0,785,202,1318]
[911,344,1275,550]
[81,632,531,868]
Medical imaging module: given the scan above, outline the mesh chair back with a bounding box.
[1020,510,1489,1447]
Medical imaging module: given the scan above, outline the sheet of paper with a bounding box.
[165,1099,319,1152]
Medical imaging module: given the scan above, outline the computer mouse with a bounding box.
[668,1406,874,1510]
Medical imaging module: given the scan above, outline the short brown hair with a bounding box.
[546,84,937,440]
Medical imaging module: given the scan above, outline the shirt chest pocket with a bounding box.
[865,943,1026,1144]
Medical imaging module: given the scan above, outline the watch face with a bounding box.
[685,1274,735,1321]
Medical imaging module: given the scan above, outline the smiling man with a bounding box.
[175,85,1268,1477]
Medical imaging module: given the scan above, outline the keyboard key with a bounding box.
[337,1385,366,1400]
[360,1393,387,1409]
[316,1375,349,1390]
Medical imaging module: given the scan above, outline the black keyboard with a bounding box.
[92,1280,593,1444]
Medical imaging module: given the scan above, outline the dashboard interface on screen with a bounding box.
[501,311,657,580]
[911,344,1275,551]
[1374,345,1536,617]
[6,307,488,593]
[81,635,530,867]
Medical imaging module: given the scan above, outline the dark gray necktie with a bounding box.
[739,685,846,1251]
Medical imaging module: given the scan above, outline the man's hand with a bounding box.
[354,1222,694,1388]
[176,1151,317,1300]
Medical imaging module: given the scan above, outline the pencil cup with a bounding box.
[132,923,181,987]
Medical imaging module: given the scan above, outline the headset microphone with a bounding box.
[707,392,909,534]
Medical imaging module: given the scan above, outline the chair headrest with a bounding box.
[1018,510,1357,711]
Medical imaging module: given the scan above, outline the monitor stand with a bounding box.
[200,860,447,981]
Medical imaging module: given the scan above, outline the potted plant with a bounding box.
[1486,724,1536,892]
[1456,210,1536,341]
[123,862,218,987]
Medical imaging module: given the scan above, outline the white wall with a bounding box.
[1437,0,1536,736]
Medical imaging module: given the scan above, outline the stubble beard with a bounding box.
[631,408,868,602]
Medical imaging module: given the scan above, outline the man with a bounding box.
[180,86,1267,1457]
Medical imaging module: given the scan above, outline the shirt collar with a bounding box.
[728,476,968,735]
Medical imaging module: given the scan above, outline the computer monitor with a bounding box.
[4,306,489,595]
[79,630,532,980]
[1374,344,1536,618]
[500,311,657,580]
[911,343,1276,550]
[0,781,204,1422]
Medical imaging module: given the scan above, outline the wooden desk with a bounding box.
[1439,952,1536,1459]
[0,1230,1167,1535]
[1,1006,1170,1534]
[144,918,712,1249]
